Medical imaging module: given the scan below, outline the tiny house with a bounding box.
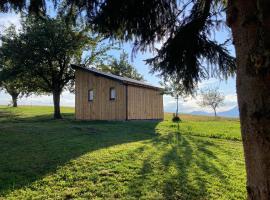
[72,65,164,120]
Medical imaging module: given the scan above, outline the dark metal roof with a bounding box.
[71,64,163,90]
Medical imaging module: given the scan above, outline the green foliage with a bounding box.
[82,35,119,68]
[0,15,114,117]
[1,16,85,92]
[161,76,194,116]
[161,76,189,97]
[68,0,236,93]
[0,106,245,199]
[0,15,91,117]
[0,66,28,102]
[0,25,35,106]
[0,80,24,106]
[1,1,236,93]
[97,51,144,81]
[172,114,181,123]
[0,15,116,94]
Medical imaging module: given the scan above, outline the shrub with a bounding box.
[172,114,181,123]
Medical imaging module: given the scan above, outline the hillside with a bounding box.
[190,106,239,118]
[0,106,246,199]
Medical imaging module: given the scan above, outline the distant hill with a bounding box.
[190,110,212,116]
[190,106,239,118]
[218,107,239,118]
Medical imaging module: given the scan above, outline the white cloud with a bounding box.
[0,91,11,104]
[0,91,75,107]
[198,78,219,89]
[163,92,238,113]
[0,13,21,33]
[164,95,201,113]
[224,93,237,103]
[1,89,237,113]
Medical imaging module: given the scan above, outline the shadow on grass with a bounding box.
[0,108,74,123]
[126,132,230,200]
[0,111,160,196]
[0,107,19,120]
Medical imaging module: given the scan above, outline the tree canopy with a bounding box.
[97,51,144,81]
[0,0,236,94]
[198,87,224,117]
[0,25,34,107]
[0,15,114,118]
[161,75,193,118]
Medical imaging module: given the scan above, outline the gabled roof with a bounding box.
[71,64,163,91]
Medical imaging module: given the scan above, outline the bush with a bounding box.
[172,114,181,123]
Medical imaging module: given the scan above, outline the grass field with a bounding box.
[0,106,246,199]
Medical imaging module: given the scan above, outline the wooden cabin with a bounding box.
[72,65,164,120]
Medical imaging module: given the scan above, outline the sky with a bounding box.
[0,12,238,114]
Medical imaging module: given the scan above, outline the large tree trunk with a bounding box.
[53,91,62,119]
[5,86,19,108]
[11,94,18,107]
[227,0,270,199]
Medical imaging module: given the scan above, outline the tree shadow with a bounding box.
[0,107,19,121]
[126,132,231,199]
[0,110,74,123]
[0,111,160,196]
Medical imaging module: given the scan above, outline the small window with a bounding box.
[110,87,116,100]
[88,89,94,101]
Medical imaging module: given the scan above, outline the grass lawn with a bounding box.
[0,106,246,199]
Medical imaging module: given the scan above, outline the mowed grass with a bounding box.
[163,113,241,141]
[0,106,246,199]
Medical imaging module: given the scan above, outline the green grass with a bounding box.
[0,106,246,199]
[163,113,241,141]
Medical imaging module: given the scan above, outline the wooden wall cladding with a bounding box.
[75,70,126,120]
[127,85,163,120]
[75,69,164,120]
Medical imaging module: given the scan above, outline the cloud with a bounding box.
[0,13,21,33]
[0,91,11,104]
[163,92,238,113]
[163,95,201,113]
[1,89,237,112]
[0,91,75,107]
[198,78,219,89]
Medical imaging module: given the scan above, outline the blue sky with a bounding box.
[0,12,237,113]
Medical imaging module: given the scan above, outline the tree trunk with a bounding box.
[11,94,18,107]
[176,96,179,116]
[53,91,62,119]
[214,108,217,117]
[227,0,270,199]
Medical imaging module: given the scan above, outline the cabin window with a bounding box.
[110,87,116,100]
[88,89,94,101]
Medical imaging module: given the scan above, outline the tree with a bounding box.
[2,0,270,198]
[0,16,113,119]
[0,76,29,107]
[198,88,224,117]
[0,26,32,107]
[161,77,189,117]
[0,81,20,107]
[0,16,87,118]
[97,51,144,81]
[82,35,119,68]
[0,64,37,108]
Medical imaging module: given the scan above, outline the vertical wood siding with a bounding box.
[75,69,164,120]
[75,70,126,120]
[127,85,164,120]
